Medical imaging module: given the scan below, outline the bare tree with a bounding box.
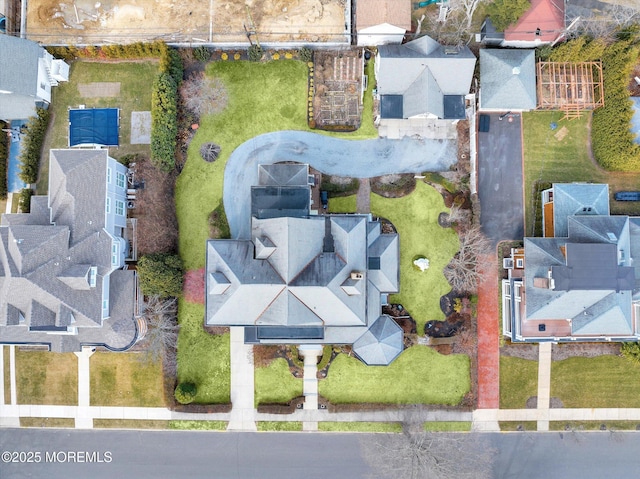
[573,2,640,41]
[138,295,179,375]
[449,0,486,29]
[444,225,491,294]
[179,72,228,118]
[361,423,494,479]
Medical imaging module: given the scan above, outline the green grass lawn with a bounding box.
[551,355,640,408]
[256,421,302,432]
[522,111,640,235]
[169,420,227,430]
[371,182,459,333]
[40,61,157,193]
[20,418,75,428]
[3,346,10,404]
[254,358,303,406]
[90,352,165,407]
[423,421,472,432]
[319,346,469,405]
[176,300,230,404]
[319,422,403,433]
[499,356,538,409]
[15,350,77,405]
[331,184,458,334]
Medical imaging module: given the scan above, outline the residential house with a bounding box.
[356,0,412,46]
[206,163,403,365]
[375,35,476,125]
[481,0,566,47]
[502,183,640,342]
[479,49,537,111]
[0,149,141,352]
[0,35,69,121]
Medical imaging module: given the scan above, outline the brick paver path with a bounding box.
[477,253,500,409]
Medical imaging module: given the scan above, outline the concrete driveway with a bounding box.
[477,113,525,246]
[223,131,457,239]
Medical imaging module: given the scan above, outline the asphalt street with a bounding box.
[223,130,457,239]
[477,113,525,246]
[2,429,640,479]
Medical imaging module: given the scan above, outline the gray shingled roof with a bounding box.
[551,183,610,237]
[0,35,45,120]
[353,315,404,365]
[258,164,309,186]
[376,35,476,119]
[479,49,537,110]
[0,149,138,352]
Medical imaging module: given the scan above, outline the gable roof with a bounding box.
[356,0,412,31]
[504,0,565,43]
[0,35,45,120]
[377,36,476,119]
[479,49,537,110]
[552,183,610,237]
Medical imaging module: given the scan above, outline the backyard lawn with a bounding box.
[254,358,302,406]
[40,61,157,193]
[14,350,77,405]
[329,183,458,334]
[318,346,470,405]
[551,355,640,408]
[499,356,538,409]
[90,351,165,407]
[522,111,640,235]
[176,301,230,404]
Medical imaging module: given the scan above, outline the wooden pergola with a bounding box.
[536,61,604,120]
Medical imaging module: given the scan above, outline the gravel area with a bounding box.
[501,342,621,361]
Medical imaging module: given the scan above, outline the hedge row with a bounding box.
[45,41,170,62]
[18,108,50,184]
[151,73,178,172]
[545,37,640,171]
[0,122,7,200]
[18,188,33,213]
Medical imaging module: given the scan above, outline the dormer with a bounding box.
[209,272,231,295]
[254,236,276,260]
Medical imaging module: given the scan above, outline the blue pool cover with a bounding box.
[69,108,119,147]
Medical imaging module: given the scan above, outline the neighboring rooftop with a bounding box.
[356,0,412,30]
[504,0,565,43]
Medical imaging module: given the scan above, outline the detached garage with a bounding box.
[69,108,119,147]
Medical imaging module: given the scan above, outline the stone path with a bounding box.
[476,253,500,413]
[227,327,257,431]
[537,342,552,431]
[356,178,370,214]
[300,345,322,432]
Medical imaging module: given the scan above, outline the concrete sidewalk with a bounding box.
[537,342,552,431]
[227,327,257,431]
[74,347,95,429]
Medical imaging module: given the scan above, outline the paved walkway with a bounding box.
[300,345,322,432]
[537,342,552,431]
[227,327,257,431]
[74,347,95,429]
[223,131,457,238]
[476,253,500,413]
[356,178,370,214]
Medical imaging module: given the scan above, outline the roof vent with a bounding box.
[512,67,521,75]
[533,277,550,289]
[606,232,617,242]
[350,271,364,280]
[444,46,459,55]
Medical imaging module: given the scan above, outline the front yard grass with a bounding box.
[319,422,403,433]
[522,111,640,235]
[423,421,472,432]
[551,355,640,408]
[318,346,469,405]
[90,351,164,407]
[254,358,302,406]
[257,421,303,432]
[15,350,77,405]
[371,182,458,333]
[499,356,538,409]
[176,301,230,404]
[40,61,157,194]
[20,417,75,428]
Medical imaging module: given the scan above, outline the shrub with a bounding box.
[180,73,228,118]
[299,47,313,63]
[46,41,168,61]
[193,46,211,62]
[160,48,183,86]
[248,44,263,62]
[150,73,178,172]
[137,253,184,298]
[200,142,221,162]
[174,382,197,404]
[18,188,33,213]
[485,0,531,31]
[18,108,50,185]
[621,342,640,364]
[183,268,205,304]
[0,122,8,200]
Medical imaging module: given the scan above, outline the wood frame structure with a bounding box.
[536,61,604,120]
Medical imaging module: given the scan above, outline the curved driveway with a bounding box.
[224,131,456,238]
